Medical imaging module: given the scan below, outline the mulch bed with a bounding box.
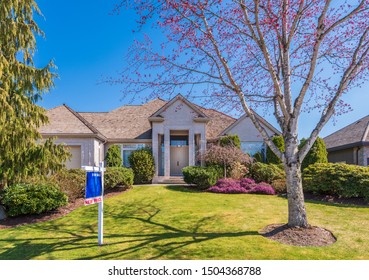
[259,223,337,247]
[303,193,369,206]
[0,187,130,230]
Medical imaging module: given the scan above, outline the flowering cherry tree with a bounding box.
[113,0,369,227]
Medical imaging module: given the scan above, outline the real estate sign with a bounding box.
[84,171,103,205]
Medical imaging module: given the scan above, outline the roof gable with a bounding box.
[39,105,101,136]
[324,115,369,149]
[221,112,281,137]
[150,94,209,119]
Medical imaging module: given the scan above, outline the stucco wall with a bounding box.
[51,137,101,167]
[224,115,276,142]
[328,148,355,164]
[358,146,369,166]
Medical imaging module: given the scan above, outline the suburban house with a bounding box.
[324,114,369,166]
[40,94,279,182]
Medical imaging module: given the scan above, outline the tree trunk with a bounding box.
[284,134,309,228]
[285,161,309,227]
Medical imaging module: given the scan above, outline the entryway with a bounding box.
[170,133,189,176]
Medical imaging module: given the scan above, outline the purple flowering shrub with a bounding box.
[248,182,276,195]
[207,177,275,195]
[208,179,247,194]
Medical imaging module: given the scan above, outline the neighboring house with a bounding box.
[324,115,369,166]
[40,94,279,182]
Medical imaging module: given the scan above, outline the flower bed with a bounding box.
[207,178,275,195]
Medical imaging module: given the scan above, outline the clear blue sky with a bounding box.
[35,0,369,139]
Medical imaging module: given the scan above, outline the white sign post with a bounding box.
[82,162,105,246]
[98,161,104,246]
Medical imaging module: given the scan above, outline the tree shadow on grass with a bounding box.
[278,193,369,209]
[0,202,259,260]
[164,185,204,193]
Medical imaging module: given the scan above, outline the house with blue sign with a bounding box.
[40,94,279,183]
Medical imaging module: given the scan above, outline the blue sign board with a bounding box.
[85,171,102,205]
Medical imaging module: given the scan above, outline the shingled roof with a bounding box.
[39,105,106,140]
[324,115,369,151]
[79,99,166,140]
[41,97,274,141]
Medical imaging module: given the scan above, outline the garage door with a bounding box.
[66,146,82,169]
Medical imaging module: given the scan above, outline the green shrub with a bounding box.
[1,183,68,217]
[50,169,86,201]
[249,162,285,184]
[299,137,328,170]
[182,166,220,189]
[253,151,264,163]
[128,148,155,184]
[105,167,134,189]
[303,163,369,200]
[220,134,241,148]
[105,145,122,167]
[266,135,284,164]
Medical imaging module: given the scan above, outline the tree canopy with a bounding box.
[0,0,70,186]
[114,0,369,227]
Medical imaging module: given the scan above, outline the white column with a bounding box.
[189,128,195,166]
[164,128,170,177]
[200,132,206,166]
[152,127,159,177]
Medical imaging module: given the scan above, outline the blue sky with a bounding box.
[34,0,369,139]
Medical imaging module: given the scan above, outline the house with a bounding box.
[40,94,279,182]
[324,115,369,166]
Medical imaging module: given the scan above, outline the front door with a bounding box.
[170,146,189,176]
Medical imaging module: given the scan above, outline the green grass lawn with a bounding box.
[0,185,368,260]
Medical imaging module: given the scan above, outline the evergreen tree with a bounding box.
[266,135,285,164]
[0,0,70,186]
[219,134,241,149]
[299,137,328,170]
[105,145,123,167]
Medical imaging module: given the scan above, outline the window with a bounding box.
[240,141,265,157]
[121,144,149,167]
[170,135,188,147]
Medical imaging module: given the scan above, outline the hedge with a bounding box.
[105,167,134,189]
[182,166,220,189]
[303,163,369,200]
[0,183,68,217]
[249,162,285,184]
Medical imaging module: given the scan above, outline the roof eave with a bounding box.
[326,141,369,152]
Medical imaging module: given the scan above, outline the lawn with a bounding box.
[0,185,368,260]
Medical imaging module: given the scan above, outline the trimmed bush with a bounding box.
[105,145,123,167]
[207,177,275,195]
[220,134,241,148]
[266,135,284,164]
[50,169,86,201]
[182,166,220,189]
[128,148,155,184]
[105,167,134,189]
[303,163,369,200]
[1,183,68,217]
[249,162,285,184]
[299,137,328,170]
